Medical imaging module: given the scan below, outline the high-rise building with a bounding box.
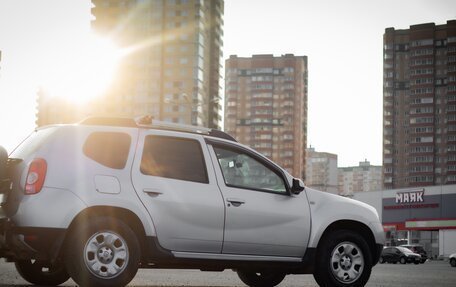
[89,0,224,128]
[36,88,89,127]
[305,147,338,193]
[225,54,308,178]
[338,160,382,197]
[383,20,456,189]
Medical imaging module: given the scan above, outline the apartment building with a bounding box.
[305,147,338,193]
[89,0,224,128]
[338,160,382,197]
[225,54,308,178]
[383,20,456,188]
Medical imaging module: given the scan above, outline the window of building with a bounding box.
[213,146,286,194]
[140,136,208,183]
[83,132,131,169]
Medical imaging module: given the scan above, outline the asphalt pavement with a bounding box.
[0,259,454,286]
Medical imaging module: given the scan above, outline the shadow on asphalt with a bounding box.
[0,286,236,287]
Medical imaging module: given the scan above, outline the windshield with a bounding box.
[397,247,414,254]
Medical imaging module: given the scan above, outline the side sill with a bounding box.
[172,251,302,262]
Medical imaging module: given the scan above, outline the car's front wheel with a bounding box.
[313,230,372,287]
[450,258,456,267]
[15,259,69,286]
[378,256,385,264]
[237,270,286,287]
[400,257,407,264]
[64,217,140,287]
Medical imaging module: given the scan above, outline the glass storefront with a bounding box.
[384,229,439,259]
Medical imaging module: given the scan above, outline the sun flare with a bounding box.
[39,33,123,104]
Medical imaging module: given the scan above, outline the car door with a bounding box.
[392,248,401,261]
[207,140,311,258]
[383,248,392,261]
[131,130,225,253]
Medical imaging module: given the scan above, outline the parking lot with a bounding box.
[0,259,454,286]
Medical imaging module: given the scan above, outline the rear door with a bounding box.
[131,130,225,253]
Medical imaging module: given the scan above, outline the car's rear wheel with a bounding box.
[15,259,69,286]
[378,256,385,264]
[450,258,456,267]
[313,229,372,287]
[237,270,286,287]
[400,257,407,264]
[64,217,140,287]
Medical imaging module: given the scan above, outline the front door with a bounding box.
[132,131,225,253]
[207,141,311,258]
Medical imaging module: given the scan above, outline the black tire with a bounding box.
[15,259,69,286]
[378,256,385,264]
[313,230,372,287]
[64,217,140,287]
[413,260,420,265]
[237,270,286,287]
[400,257,407,264]
[450,258,456,267]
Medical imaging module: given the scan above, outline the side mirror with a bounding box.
[291,178,305,195]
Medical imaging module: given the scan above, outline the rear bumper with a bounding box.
[0,218,66,261]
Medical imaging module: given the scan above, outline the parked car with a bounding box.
[0,117,385,287]
[379,246,421,264]
[400,244,428,263]
[450,253,456,267]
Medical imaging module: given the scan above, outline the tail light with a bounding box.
[25,158,47,195]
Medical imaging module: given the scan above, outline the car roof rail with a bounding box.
[136,115,237,142]
[79,117,138,128]
[79,116,237,142]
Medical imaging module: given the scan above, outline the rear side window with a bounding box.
[83,132,131,169]
[141,136,208,183]
[10,127,58,159]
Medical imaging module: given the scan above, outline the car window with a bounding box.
[83,132,131,169]
[141,136,208,183]
[213,146,286,194]
[10,127,58,159]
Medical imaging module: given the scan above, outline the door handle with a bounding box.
[143,188,163,196]
[226,198,245,207]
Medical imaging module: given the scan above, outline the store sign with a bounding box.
[395,190,424,204]
[383,188,439,210]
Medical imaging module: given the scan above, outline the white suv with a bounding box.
[0,117,384,287]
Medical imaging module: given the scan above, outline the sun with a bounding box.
[39,33,123,105]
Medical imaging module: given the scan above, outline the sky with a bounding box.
[0,0,456,167]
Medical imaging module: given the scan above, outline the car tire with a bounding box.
[378,256,385,264]
[15,259,70,286]
[237,270,286,287]
[64,217,140,287]
[450,258,456,267]
[414,260,420,265]
[313,229,372,287]
[400,257,407,264]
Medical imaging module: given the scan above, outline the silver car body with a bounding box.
[3,123,384,264]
